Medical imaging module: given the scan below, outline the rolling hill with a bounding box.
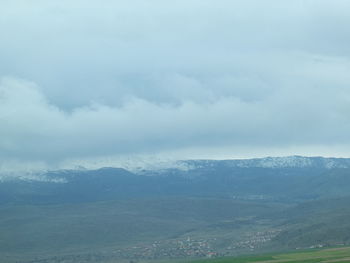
[1,156,350,262]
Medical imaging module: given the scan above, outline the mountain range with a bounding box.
[1,156,350,263]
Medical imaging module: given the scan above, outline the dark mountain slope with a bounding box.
[272,196,350,248]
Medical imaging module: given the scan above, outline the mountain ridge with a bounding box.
[2,156,350,183]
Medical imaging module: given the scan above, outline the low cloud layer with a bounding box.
[1,1,350,170]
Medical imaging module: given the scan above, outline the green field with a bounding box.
[184,247,350,263]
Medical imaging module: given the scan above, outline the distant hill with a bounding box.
[1,156,350,262]
[1,156,350,204]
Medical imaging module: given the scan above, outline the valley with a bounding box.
[1,156,350,263]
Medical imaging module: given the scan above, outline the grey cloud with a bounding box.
[1,72,350,165]
[1,1,350,107]
[1,1,350,168]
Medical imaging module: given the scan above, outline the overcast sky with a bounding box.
[1,0,350,171]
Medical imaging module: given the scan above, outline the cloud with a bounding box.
[1,66,350,168]
[1,1,350,170]
[1,0,350,107]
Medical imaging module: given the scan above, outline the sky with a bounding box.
[1,0,350,172]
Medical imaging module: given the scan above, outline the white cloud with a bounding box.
[1,69,350,170]
[1,1,350,171]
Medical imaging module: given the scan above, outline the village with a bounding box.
[227,230,282,251]
[109,230,282,261]
[22,230,281,263]
[111,237,219,260]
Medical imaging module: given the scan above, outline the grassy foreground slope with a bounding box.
[185,247,350,263]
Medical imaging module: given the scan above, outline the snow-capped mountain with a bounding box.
[2,156,350,183]
[178,156,350,170]
[2,156,350,206]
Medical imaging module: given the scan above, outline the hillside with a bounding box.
[1,156,350,262]
[2,159,350,205]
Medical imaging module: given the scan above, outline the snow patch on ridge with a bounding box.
[2,156,350,182]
